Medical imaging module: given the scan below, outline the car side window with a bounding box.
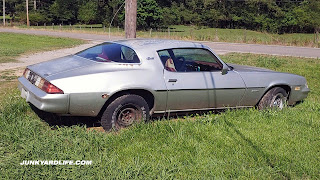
[121,46,140,63]
[76,43,140,63]
[157,48,222,72]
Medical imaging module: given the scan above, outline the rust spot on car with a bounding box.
[102,94,109,99]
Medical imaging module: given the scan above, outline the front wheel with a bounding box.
[258,87,288,110]
[101,94,149,131]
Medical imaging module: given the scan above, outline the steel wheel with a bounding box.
[101,94,149,131]
[116,104,142,128]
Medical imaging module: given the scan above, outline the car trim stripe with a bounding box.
[155,87,265,92]
[153,105,254,114]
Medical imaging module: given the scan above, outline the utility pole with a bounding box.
[125,0,137,38]
[26,0,30,26]
[2,0,5,26]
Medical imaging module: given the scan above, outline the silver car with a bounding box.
[18,39,310,131]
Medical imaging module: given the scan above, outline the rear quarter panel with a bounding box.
[47,52,167,116]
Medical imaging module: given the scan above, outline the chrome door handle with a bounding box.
[168,79,177,82]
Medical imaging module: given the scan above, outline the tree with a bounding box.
[104,0,123,27]
[78,1,98,24]
[125,0,137,38]
[49,0,78,24]
[305,0,320,32]
[2,0,318,34]
[29,11,48,25]
[2,0,5,26]
[26,0,29,26]
[137,0,163,29]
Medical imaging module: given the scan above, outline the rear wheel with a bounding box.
[101,94,149,131]
[258,87,288,110]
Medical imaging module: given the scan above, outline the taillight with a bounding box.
[23,68,64,94]
[23,68,30,78]
[42,81,64,94]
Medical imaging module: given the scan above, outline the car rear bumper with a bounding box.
[18,77,69,114]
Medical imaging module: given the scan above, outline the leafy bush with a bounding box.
[29,11,50,25]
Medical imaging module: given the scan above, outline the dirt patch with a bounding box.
[0,68,22,81]
[87,127,105,133]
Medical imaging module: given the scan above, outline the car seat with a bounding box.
[165,58,177,72]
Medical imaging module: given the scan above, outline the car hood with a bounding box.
[228,63,274,72]
[27,55,100,78]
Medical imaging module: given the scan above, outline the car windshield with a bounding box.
[76,43,140,63]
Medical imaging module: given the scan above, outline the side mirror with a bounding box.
[221,65,228,75]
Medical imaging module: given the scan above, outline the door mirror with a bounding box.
[221,65,228,75]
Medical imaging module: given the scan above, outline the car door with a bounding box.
[159,49,211,112]
[163,70,211,112]
[159,48,246,112]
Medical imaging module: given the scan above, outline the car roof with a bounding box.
[112,39,207,51]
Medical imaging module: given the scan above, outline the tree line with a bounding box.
[1,0,319,34]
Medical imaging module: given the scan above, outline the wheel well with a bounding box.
[98,89,155,117]
[277,85,291,95]
[256,85,291,106]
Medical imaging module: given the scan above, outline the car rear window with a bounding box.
[76,43,140,63]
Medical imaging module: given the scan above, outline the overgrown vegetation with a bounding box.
[0,32,84,64]
[1,53,319,178]
[1,0,319,33]
[139,25,318,47]
[19,25,319,47]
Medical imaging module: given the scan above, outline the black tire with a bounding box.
[101,94,149,131]
[258,87,288,110]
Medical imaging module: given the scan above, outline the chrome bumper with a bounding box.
[18,77,69,114]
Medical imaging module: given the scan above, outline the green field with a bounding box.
[1,50,319,178]
[0,32,84,63]
[19,24,319,47]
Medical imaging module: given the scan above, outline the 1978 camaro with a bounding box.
[18,39,310,131]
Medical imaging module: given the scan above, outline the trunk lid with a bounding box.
[27,55,96,78]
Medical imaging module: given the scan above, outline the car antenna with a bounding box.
[109,0,125,40]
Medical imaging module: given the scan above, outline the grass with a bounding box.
[17,24,320,47]
[139,25,319,47]
[0,52,319,178]
[0,32,84,63]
